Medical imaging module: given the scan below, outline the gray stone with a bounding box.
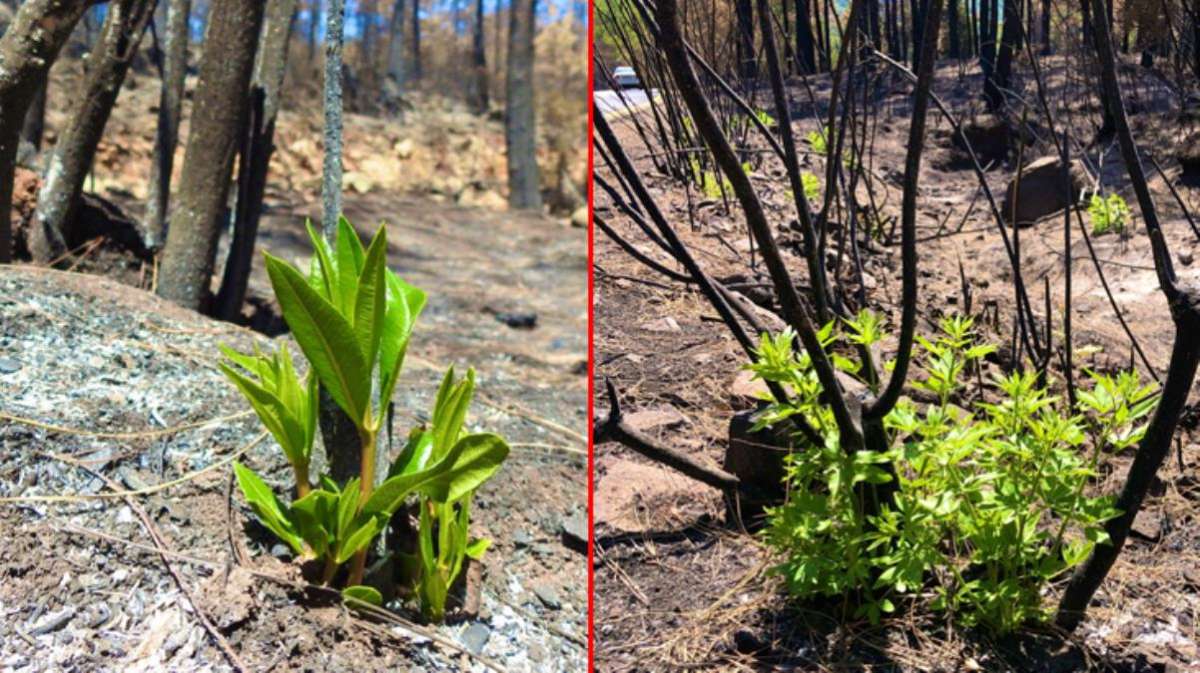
[532,582,561,610]
[28,607,75,635]
[0,357,21,374]
[559,511,586,554]
[512,529,534,548]
[460,622,491,655]
[1001,156,1090,228]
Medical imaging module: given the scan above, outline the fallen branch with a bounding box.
[592,378,740,492]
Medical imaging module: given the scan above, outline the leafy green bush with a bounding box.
[806,126,829,156]
[1088,193,1130,235]
[752,314,1152,631]
[801,172,821,204]
[222,218,509,621]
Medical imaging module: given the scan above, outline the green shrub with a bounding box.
[1088,193,1130,235]
[753,313,1151,631]
[222,218,509,621]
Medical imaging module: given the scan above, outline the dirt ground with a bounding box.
[0,47,588,673]
[592,56,1200,671]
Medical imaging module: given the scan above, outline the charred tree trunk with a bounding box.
[472,0,488,112]
[20,80,47,156]
[213,0,298,321]
[505,0,540,209]
[735,0,756,80]
[795,0,817,73]
[29,0,158,263]
[156,0,264,310]
[983,0,1019,111]
[0,0,95,264]
[1040,0,1051,53]
[1056,0,1200,630]
[411,0,422,81]
[145,0,191,249]
[385,0,405,90]
[948,0,960,57]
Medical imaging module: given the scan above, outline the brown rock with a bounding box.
[1001,156,1090,228]
[730,369,769,411]
[953,114,1011,165]
[625,405,687,432]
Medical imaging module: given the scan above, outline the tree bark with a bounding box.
[983,0,1020,111]
[213,0,298,321]
[795,0,816,73]
[472,0,488,112]
[505,0,540,210]
[156,0,264,310]
[308,0,320,63]
[30,0,158,263]
[948,0,960,57]
[20,79,47,156]
[411,0,421,81]
[0,0,95,264]
[735,0,756,80]
[1040,0,1051,53]
[321,0,344,233]
[385,0,405,89]
[144,0,190,249]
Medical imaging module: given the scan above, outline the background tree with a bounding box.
[506,0,541,210]
[156,0,265,309]
[322,0,345,234]
[473,0,489,112]
[795,0,817,73]
[145,0,191,249]
[29,0,158,263]
[385,0,406,92]
[0,0,96,264]
[20,82,47,157]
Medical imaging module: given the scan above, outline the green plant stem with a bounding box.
[320,554,338,585]
[346,425,378,586]
[293,463,310,499]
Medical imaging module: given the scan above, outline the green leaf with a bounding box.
[265,253,369,423]
[465,537,491,560]
[362,432,508,514]
[342,585,383,606]
[388,428,434,478]
[305,220,338,301]
[291,489,337,558]
[336,478,361,538]
[219,362,308,468]
[334,217,366,313]
[233,462,305,554]
[336,515,384,563]
[353,226,388,372]
[433,370,475,458]
[378,270,427,406]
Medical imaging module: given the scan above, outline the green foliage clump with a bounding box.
[753,314,1153,632]
[1088,193,1130,235]
[801,172,821,204]
[222,218,508,622]
[806,126,829,156]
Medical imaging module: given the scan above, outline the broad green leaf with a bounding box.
[336,515,384,563]
[233,462,305,554]
[291,489,337,557]
[305,220,338,301]
[378,270,427,405]
[220,363,308,468]
[336,478,362,538]
[353,226,388,372]
[265,253,369,423]
[432,370,475,458]
[342,585,383,606]
[388,428,434,478]
[418,432,510,504]
[334,217,366,313]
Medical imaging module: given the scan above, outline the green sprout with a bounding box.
[1088,193,1130,235]
[222,218,509,620]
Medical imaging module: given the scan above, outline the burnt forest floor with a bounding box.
[0,65,589,672]
[592,55,1200,671]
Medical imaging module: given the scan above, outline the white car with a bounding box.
[613,66,640,90]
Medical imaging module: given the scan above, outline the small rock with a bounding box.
[559,511,587,555]
[29,607,75,635]
[729,369,769,411]
[532,582,561,610]
[459,622,491,655]
[0,357,21,374]
[512,529,534,548]
[1131,509,1162,541]
[1179,250,1193,267]
[493,312,537,329]
[642,316,681,333]
[570,207,588,228]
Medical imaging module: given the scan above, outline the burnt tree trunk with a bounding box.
[505,0,540,209]
[156,0,264,310]
[411,0,422,81]
[735,0,756,80]
[983,0,1020,111]
[385,0,405,90]
[19,80,47,156]
[30,0,158,263]
[145,0,190,249]
[1056,0,1200,630]
[1040,0,1051,53]
[795,0,816,73]
[472,0,488,112]
[948,0,960,57]
[0,0,95,264]
[214,0,298,321]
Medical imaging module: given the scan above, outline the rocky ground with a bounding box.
[592,56,1200,671]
